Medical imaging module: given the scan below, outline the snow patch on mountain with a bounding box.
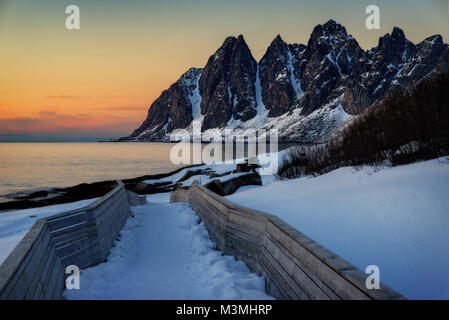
[255,65,267,115]
[183,69,203,121]
[287,48,303,99]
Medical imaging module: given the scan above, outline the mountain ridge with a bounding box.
[121,19,448,142]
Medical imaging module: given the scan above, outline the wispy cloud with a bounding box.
[47,95,84,99]
[104,105,148,111]
[48,95,127,100]
[0,112,138,138]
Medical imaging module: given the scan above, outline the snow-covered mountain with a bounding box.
[121,20,449,142]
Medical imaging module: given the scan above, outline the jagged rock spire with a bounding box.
[199,34,258,130]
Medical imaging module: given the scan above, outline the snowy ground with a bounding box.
[0,198,96,265]
[64,193,273,300]
[228,158,449,299]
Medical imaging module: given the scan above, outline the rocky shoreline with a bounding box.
[0,166,198,212]
[0,162,262,212]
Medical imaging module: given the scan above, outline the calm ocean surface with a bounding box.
[0,142,285,200]
[0,142,184,199]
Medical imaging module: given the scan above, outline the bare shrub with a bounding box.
[279,71,449,179]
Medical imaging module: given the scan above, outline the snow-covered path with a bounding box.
[64,193,272,300]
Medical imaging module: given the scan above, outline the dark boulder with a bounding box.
[134,181,173,194]
[234,162,260,173]
[15,190,49,200]
[205,172,262,196]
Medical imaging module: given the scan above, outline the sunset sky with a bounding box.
[0,0,448,140]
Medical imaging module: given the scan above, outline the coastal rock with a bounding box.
[234,162,260,173]
[0,166,198,211]
[16,190,49,200]
[134,181,151,193]
[178,169,215,182]
[205,172,262,196]
[134,181,173,194]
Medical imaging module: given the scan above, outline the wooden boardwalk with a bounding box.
[171,181,405,300]
[0,182,145,300]
[0,178,405,300]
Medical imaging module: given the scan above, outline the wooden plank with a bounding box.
[96,197,130,232]
[60,242,103,269]
[50,219,97,238]
[51,262,65,300]
[32,281,44,300]
[0,220,47,297]
[263,232,340,300]
[97,203,128,238]
[95,198,130,233]
[38,253,60,299]
[2,224,51,299]
[226,222,262,244]
[192,184,238,210]
[191,189,229,219]
[24,235,57,299]
[259,244,309,300]
[190,198,227,230]
[265,221,370,300]
[56,234,100,259]
[225,228,261,253]
[52,225,98,248]
[261,234,334,300]
[87,182,122,210]
[257,251,294,300]
[37,248,60,299]
[42,262,60,300]
[93,195,123,224]
[46,210,93,232]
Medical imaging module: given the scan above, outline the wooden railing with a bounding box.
[0,182,145,300]
[171,181,404,300]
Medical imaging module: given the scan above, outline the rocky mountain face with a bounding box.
[259,35,303,117]
[199,35,258,130]
[122,20,448,142]
[342,28,448,114]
